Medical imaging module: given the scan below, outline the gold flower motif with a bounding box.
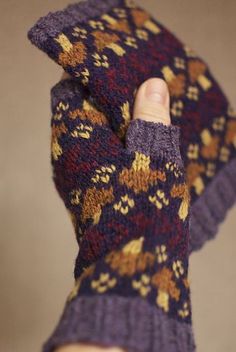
[125,36,138,48]
[186,86,199,100]
[75,68,90,85]
[113,8,127,18]
[172,260,184,279]
[89,20,104,30]
[92,53,109,68]
[51,139,63,161]
[171,100,184,117]
[149,190,169,210]
[53,101,69,120]
[174,57,185,69]
[114,194,135,215]
[71,123,93,139]
[219,146,230,162]
[187,144,199,160]
[206,163,216,178]
[156,245,168,263]
[72,26,87,39]
[166,162,183,178]
[213,116,225,131]
[178,301,190,318]
[91,273,117,293]
[136,29,149,41]
[91,165,116,184]
[70,189,82,206]
[132,274,151,297]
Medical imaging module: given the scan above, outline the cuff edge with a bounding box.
[28,0,120,47]
[126,118,183,167]
[42,294,195,352]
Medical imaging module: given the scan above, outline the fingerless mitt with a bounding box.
[28,0,236,252]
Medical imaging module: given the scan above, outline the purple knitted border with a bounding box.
[51,79,83,107]
[190,157,236,252]
[28,0,119,49]
[126,119,183,168]
[42,294,196,352]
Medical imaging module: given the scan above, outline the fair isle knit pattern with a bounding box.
[28,0,236,252]
[41,78,195,352]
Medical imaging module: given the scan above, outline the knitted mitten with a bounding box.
[28,0,236,252]
[43,78,195,352]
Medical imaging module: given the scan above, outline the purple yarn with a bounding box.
[190,157,236,252]
[50,79,236,254]
[42,295,196,352]
[28,0,119,47]
[126,119,183,168]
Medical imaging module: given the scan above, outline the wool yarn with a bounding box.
[42,78,195,352]
[28,0,236,252]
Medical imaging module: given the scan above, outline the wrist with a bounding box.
[55,343,126,352]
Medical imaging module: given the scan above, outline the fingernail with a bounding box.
[145,79,167,104]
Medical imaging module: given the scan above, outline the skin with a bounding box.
[56,72,171,352]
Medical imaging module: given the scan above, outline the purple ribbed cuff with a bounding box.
[51,79,82,109]
[42,295,196,352]
[28,0,119,49]
[126,119,183,168]
[190,157,236,252]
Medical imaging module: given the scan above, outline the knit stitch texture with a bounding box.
[42,77,195,352]
[28,0,236,252]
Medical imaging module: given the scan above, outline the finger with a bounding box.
[126,78,182,167]
[133,78,171,126]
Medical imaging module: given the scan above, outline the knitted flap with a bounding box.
[28,0,236,251]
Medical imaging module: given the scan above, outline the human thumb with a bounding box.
[126,78,182,167]
[133,78,171,125]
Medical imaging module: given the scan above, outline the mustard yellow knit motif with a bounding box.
[92,165,116,184]
[70,189,82,206]
[72,26,87,39]
[92,31,126,57]
[113,194,135,215]
[53,101,69,121]
[132,274,151,297]
[170,184,190,221]
[91,273,117,293]
[172,260,184,279]
[156,245,168,263]
[75,68,90,85]
[92,53,109,68]
[131,9,161,34]
[67,264,96,302]
[119,152,166,194]
[178,302,190,318]
[71,123,93,139]
[188,59,212,91]
[55,34,87,67]
[117,101,131,138]
[149,190,169,210]
[122,237,144,255]
[51,139,63,161]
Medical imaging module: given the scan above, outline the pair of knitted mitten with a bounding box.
[42,78,195,352]
[28,0,236,252]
